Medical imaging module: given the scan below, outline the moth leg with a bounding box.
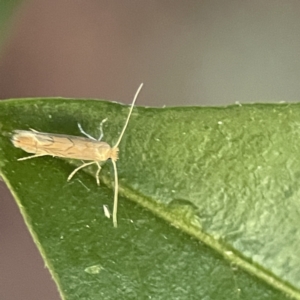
[95,162,102,186]
[77,123,97,141]
[67,161,96,182]
[111,160,118,228]
[97,118,107,141]
[18,154,47,161]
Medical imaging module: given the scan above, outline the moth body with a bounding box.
[12,130,118,162]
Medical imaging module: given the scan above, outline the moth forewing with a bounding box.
[12,130,113,161]
[11,83,144,228]
[12,130,54,155]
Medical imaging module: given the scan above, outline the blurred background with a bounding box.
[1,1,300,299]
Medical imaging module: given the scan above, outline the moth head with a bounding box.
[110,147,119,162]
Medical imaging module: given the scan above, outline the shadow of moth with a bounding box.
[11,83,144,228]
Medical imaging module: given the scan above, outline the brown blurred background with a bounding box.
[1,1,300,299]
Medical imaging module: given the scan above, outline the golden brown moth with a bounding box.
[11,83,143,227]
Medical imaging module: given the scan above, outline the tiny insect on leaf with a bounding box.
[11,83,144,228]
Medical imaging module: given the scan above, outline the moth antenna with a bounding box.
[111,159,118,227]
[113,83,143,149]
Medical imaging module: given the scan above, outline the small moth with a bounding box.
[11,83,143,228]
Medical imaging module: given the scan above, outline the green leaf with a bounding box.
[0,98,299,299]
